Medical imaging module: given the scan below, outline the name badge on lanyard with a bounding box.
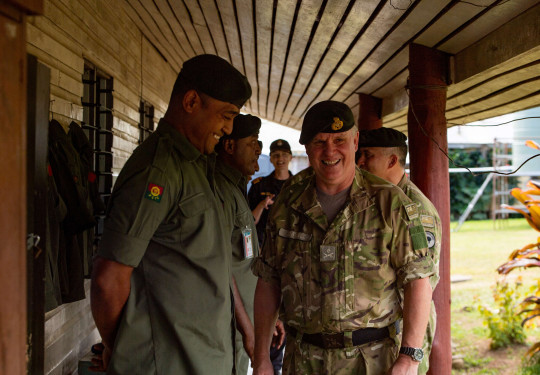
[242,226,254,259]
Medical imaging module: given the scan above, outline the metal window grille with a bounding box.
[82,62,113,238]
[139,101,155,144]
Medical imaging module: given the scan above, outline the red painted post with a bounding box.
[357,93,382,130]
[407,43,452,375]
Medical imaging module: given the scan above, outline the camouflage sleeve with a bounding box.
[390,196,435,288]
[251,208,281,287]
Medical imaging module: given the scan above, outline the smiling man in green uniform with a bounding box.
[215,113,262,374]
[356,127,442,375]
[90,54,251,375]
[252,101,435,375]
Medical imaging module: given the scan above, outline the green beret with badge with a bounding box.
[358,127,407,148]
[270,139,292,154]
[299,100,355,145]
[178,54,252,108]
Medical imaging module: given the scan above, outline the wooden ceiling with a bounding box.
[123,0,540,132]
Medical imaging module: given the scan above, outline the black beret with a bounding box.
[222,114,261,140]
[178,54,252,108]
[299,101,355,145]
[270,139,291,154]
[358,127,407,148]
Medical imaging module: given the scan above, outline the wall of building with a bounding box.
[25,1,177,373]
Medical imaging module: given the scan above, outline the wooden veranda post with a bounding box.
[407,43,452,375]
[357,93,382,130]
[0,1,43,374]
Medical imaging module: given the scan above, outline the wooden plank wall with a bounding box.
[25,0,176,373]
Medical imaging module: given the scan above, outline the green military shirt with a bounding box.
[252,167,435,334]
[215,160,259,374]
[98,120,233,375]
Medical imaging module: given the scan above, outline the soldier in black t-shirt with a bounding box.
[248,139,293,248]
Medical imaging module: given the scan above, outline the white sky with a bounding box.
[251,106,540,155]
[258,118,303,154]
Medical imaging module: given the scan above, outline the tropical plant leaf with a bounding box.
[526,342,540,358]
[509,243,540,260]
[501,204,539,232]
[525,140,540,150]
[497,258,540,274]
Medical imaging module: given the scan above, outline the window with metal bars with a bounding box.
[139,101,155,144]
[82,62,113,238]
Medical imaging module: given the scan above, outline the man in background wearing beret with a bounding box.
[248,139,294,247]
[91,54,251,374]
[215,114,265,375]
[252,100,435,375]
[356,127,442,375]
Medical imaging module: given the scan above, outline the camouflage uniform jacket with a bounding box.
[397,174,441,291]
[252,167,435,334]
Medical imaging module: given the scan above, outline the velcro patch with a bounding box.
[278,228,312,242]
[320,245,336,262]
[405,203,419,220]
[421,215,435,228]
[409,225,428,250]
[145,183,164,202]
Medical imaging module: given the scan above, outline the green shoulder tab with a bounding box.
[151,136,173,171]
[409,224,428,250]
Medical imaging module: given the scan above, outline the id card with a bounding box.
[242,226,254,259]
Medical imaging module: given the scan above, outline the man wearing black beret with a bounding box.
[216,114,270,375]
[91,54,251,374]
[356,127,442,375]
[252,101,435,375]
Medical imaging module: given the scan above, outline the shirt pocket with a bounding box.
[277,229,313,325]
[348,228,395,316]
[233,208,257,260]
[177,192,212,252]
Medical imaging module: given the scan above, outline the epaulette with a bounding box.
[252,177,262,184]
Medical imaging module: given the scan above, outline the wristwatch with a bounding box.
[399,346,424,362]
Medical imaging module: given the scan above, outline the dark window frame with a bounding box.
[139,100,155,144]
[82,61,114,238]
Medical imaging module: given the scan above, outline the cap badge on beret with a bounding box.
[332,117,343,131]
[277,140,283,146]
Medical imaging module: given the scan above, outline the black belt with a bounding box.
[286,325,390,349]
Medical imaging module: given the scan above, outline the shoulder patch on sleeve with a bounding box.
[409,225,428,250]
[145,183,164,202]
[252,177,262,184]
[404,203,419,220]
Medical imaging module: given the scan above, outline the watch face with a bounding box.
[413,348,424,361]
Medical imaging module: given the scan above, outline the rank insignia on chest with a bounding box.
[404,203,419,220]
[320,245,336,262]
[145,183,164,202]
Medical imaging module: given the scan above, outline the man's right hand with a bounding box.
[89,344,111,372]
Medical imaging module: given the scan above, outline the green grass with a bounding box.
[450,218,540,374]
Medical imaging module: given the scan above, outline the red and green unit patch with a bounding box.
[145,183,164,202]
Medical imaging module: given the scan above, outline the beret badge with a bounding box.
[332,117,343,131]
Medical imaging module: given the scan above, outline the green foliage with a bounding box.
[519,360,540,375]
[478,278,527,349]
[448,148,519,220]
[449,148,493,220]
